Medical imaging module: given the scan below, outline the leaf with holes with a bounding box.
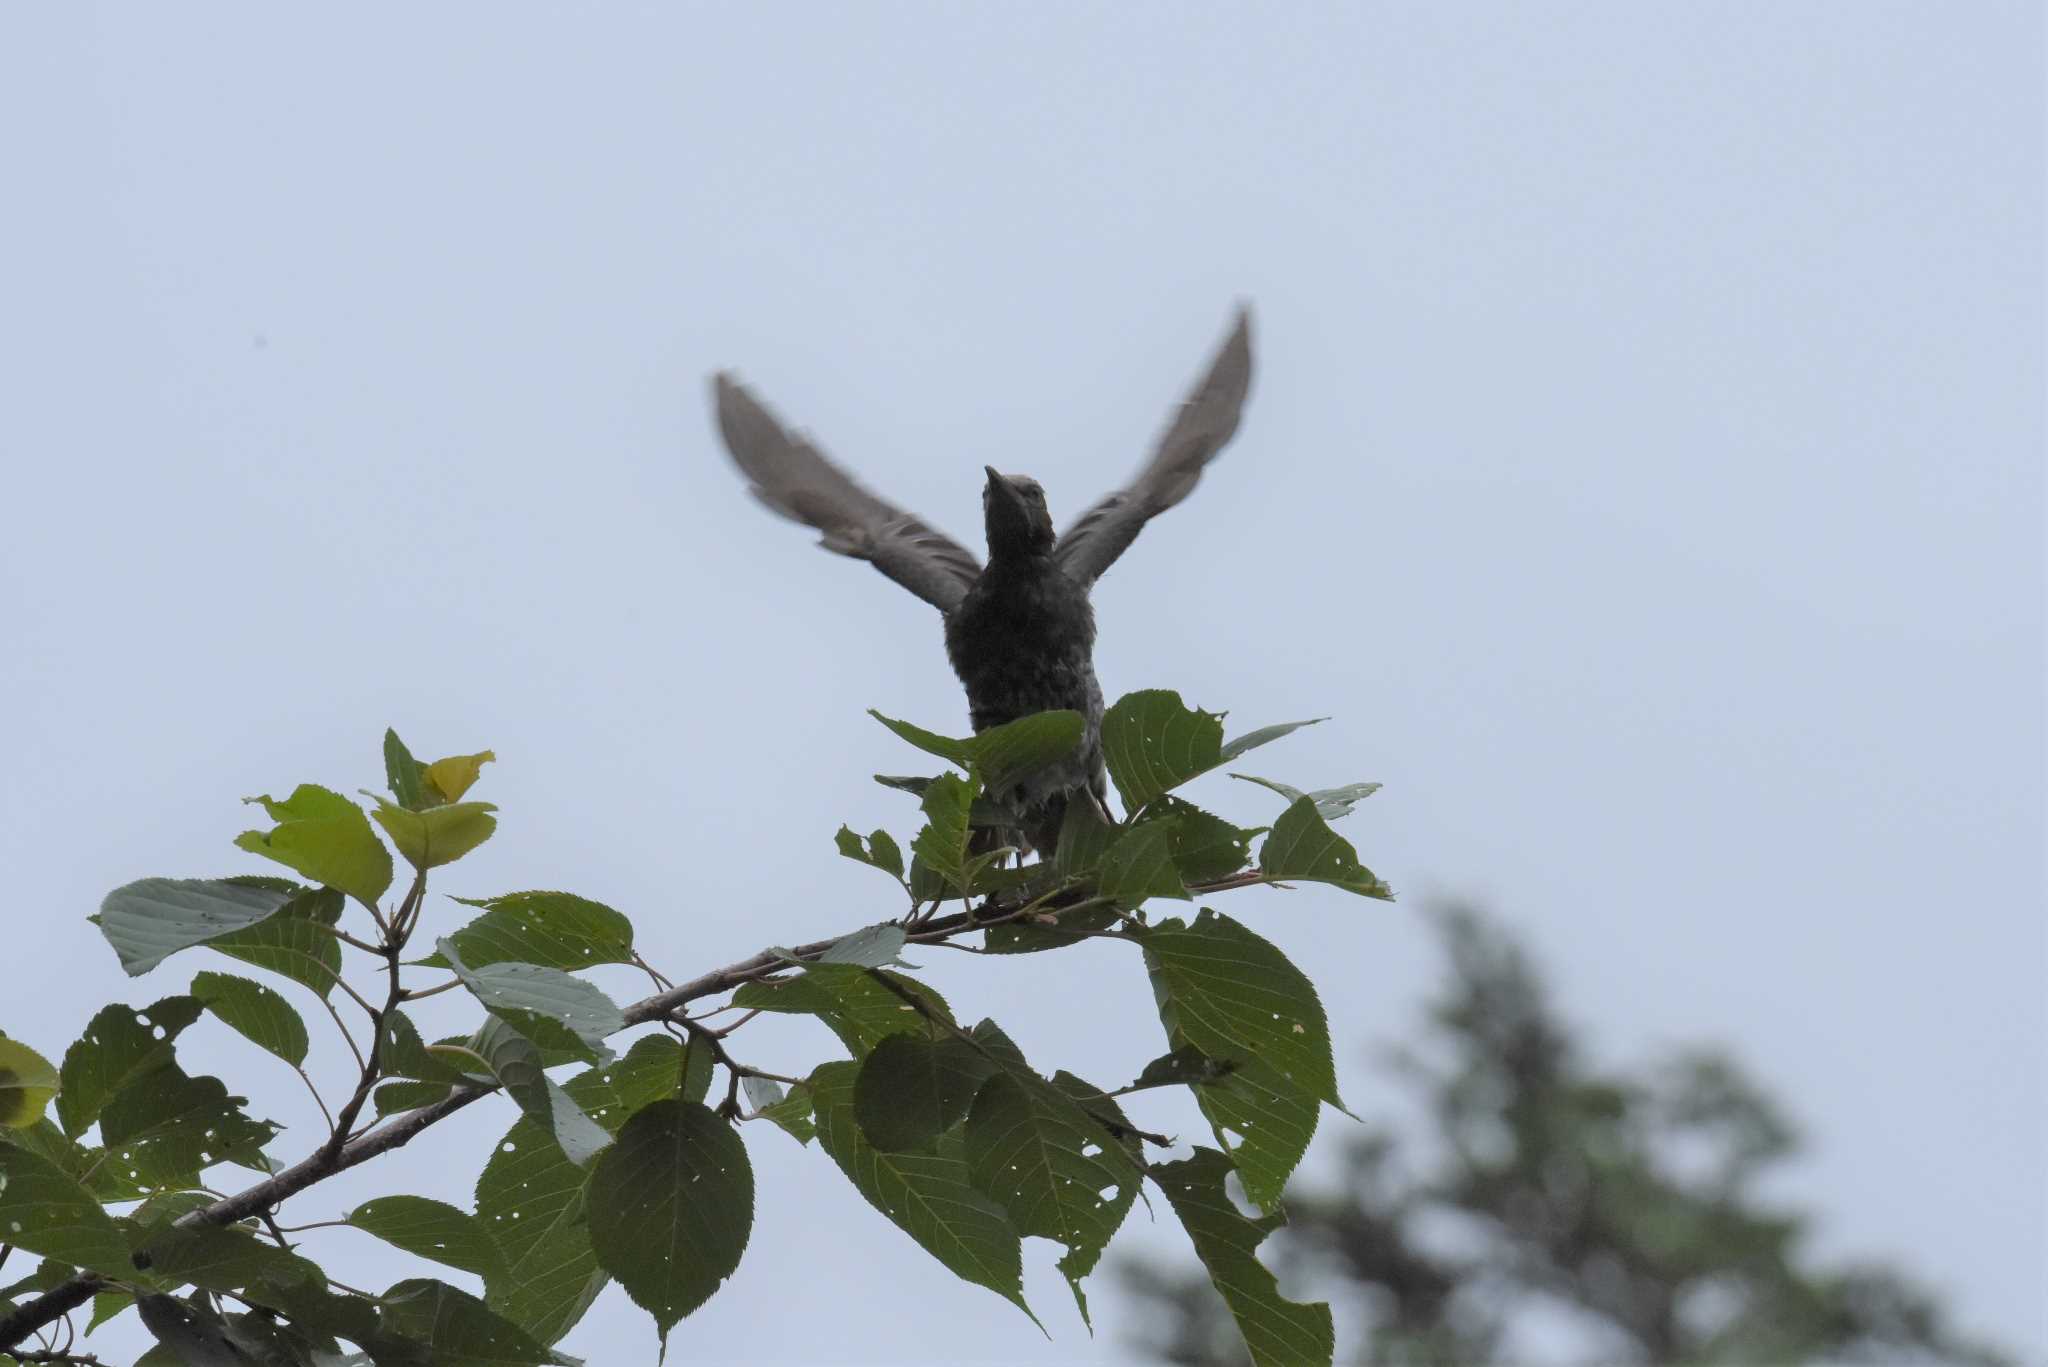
[233,785,393,908]
[0,1143,132,1276]
[138,1224,322,1295]
[191,971,308,1068]
[587,1100,753,1348]
[96,879,297,978]
[910,771,977,892]
[470,1017,610,1168]
[1259,796,1395,899]
[1149,797,1260,884]
[810,1060,1037,1325]
[1152,1147,1335,1367]
[348,1195,506,1280]
[1097,818,1188,904]
[1100,689,1225,811]
[425,890,636,972]
[98,1063,279,1191]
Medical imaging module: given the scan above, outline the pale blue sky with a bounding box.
[3,5,2040,1363]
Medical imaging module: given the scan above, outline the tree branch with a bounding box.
[1,875,1248,1350]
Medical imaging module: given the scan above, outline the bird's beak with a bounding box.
[984,465,1005,489]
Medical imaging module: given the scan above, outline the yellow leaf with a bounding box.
[0,1037,60,1129]
[423,750,496,803]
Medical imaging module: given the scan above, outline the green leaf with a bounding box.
[348,1195,506,1280]
[1096,818,1188,904]
[1053,796,1117,881]
[1149,797,1260,884]
[579,1034,705,1134]
[1152,1147,1335,1367]
[1143,909,1342,1109]
[207,885,345,1000]
[135,1293,256,1367]
[191,971,308,1068]
[233,785,394,908]
[753,1083,815,1145]
[87,1287,135,1333]
[1217,718,1325,763]
[427,890,636,972]
[421,750,496,804]
[0,1038,60,1130]
[1186,1055,1321,1213]
[384,729,429,810]
[138,1224,320,1294]
[1127,1045,1237,1092]
[910,771,977,891]
[982,903,1120,955]
[587,1100,753,1347]
[732,965,953,1058]
[810,1060,1035,1323]
[854,1034,993,1152]
[817,923,910,968]
[867,710,972,767]
[375,1277,551,1366]
[469,1018,611,1168]
[0,1143,133,1276]
[963,1068,1140,1327]
[1259,796,1395,899]
[1229,773,1381,821]
[441,940,624,1064]
[1100,689,1226,811]
[56,998,205,1138]
[475,1108,607,1345]
[96,879,296,978]
[836,827,907,883]
[374,1079,457,1118]
[369,796,498,871]
[99,1064,279,1191]
[967,710,1086,797]
[378,1010,467,1084]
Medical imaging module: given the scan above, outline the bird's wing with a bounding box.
[711,373,984,613]
[1054,306,1254,588]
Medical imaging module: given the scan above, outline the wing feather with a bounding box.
[1055,307,1254,587]
[711,374,983,612]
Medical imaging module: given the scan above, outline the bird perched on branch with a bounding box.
[709,307,1253,855]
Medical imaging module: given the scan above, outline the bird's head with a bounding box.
[983,467,1055,558]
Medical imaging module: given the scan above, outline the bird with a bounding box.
[708,307,1253,856]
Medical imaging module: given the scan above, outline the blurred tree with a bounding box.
[1120,907,2010,1366]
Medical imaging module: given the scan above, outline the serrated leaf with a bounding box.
[1100,689,1226,811]
[208,885,345,1000]
[56,998,204,1138]
[1052,796,1117,882]
[817,923,910,968]
[1259,796,1395,899]
[578,1034,704,1134]
[587,1100,753,1347]
[374,1277,551,1366]
[1217,718,1325,763]
[233,785,394,909]
[384,729,429,810]
[1188,1055,1320,1212]
[136,1293,255,1367]
[963,1068,1139,1326]
[426,891,635,972]
[1229,773,1381,821]
[421,751,496,804]
[854,1034,993,1152]
[868,711,972,767]
[1143,909,1342,1110]
[441,941,624,1065]
[968,710,1086,797]
[99,1063,279,1191]
[87,1287,134,1333]
[378,1010,466,1084]
[809,1060,1035,1324]
[911,771,976,891]
[981,904,1120,955]
[835,827,906,883]
[370,796,498,871]
[476,1112,606,1345]
[348,1195,506,1280]
[473,1018,611,1167]
[191,971,308,1068]
[1097,819,1188,904]
[1149,797,1259,884]
[374,1079,457,1118]
[732,965,952,1058]
[0,1143,132,1276]
[1152,1147,1335,1367]
[97,879,296,978]
[753,1083,815,1145]
[1127,1045,1236,1092]
[0,1038,60,1129]
[138,1224,320,1294]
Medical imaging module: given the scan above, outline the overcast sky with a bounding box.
[4,5,2040,1363]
